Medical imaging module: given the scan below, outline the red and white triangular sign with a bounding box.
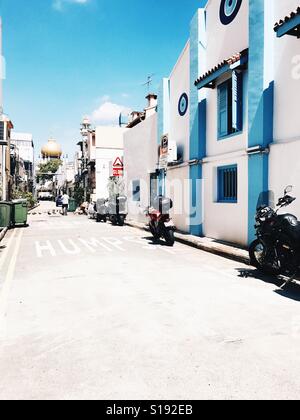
[113,157,123,168]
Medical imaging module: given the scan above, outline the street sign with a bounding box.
[113,157,123,177]
[159,134,169,170]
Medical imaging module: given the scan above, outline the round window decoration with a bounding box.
[220,0,242,26]
[178,93,189,116]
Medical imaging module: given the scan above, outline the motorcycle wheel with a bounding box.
[249,240,281,276]
[149,224,160,242]
[110,216,117,226]
[163,228,175,247]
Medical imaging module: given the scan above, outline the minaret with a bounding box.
[0,16,3,115]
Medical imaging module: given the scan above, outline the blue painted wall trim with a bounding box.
[189,9,206,236]
[157,78,170,197]
[248,0,274,244]
[157,78,170,144]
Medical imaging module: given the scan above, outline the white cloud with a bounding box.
[53,0,89,11]
[90,101,131,126]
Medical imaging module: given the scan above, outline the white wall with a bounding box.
[96,126,125,149]
[166,166,190,232]
[273,0,300,143]
[123,114,157,223]
[203,154,248,246]
[95,126,125,199]
[169,41,190,163]
[205,0,249,72]
[165,41,191,232]
[270,0,300,220]
[201,0,249,245]
[269,141,300,219]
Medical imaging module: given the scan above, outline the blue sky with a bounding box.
[0,0,206,157]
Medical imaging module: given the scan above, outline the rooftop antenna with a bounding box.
[142,74,155,93]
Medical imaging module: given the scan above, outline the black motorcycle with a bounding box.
[249,186,300,286]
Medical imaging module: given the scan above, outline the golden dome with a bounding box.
[41,138,62,159]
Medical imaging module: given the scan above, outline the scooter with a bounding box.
[249,185,300,287]
[96,198,107,223]
[146,196,176,246]
[106,195,128,226]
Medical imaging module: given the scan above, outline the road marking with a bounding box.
[0,229,17,273]
[35,240,57,258]
[0,229,24,337]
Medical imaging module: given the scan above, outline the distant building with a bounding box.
[10,132,35,193]
[0,114,14,200]
[41,137,62,160]
[77,118,96,201]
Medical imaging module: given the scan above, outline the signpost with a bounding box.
[113,157,124,177]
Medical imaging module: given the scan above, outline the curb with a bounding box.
[28,203,41,214]
[125,220,250,265]
[0,227,8,243]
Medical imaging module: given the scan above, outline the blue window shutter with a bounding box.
[232,71,243,132]
[218,83,228,137]
[217,165,238,203]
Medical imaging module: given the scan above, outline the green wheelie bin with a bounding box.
[12,199,28,227]
[68,198,77,213]
[0,201,13,229]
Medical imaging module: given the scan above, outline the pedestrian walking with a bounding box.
[62,192,70,216]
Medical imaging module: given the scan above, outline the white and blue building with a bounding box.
[156,0,300,247]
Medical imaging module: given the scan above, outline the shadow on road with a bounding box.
[236,268,300,302]
[142,235,174,247]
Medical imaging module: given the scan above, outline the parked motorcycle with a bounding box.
[249,185,300,287]
[106,195,128,226]
[146,196,176,246]
[96,198,107,223]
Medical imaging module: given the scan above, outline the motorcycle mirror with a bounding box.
[284,185,293,195]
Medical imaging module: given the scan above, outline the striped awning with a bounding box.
[195,49,248,89]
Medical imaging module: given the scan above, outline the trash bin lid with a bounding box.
[0,201,13,205]
[12,199,27,204]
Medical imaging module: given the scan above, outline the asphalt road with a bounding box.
[0,202,300,400]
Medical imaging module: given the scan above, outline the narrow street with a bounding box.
[0,202,299,400]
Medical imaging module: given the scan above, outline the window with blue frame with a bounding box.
[217,165,238,203]
[218,71,243,139]
[132,180,141,202]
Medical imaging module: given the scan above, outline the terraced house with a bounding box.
[154,0,300,247]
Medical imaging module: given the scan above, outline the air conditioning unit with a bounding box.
[168,141,178,163]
